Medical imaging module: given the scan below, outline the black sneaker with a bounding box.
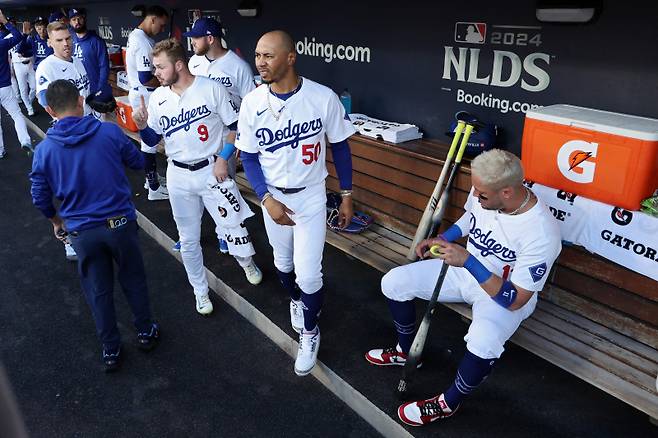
[137,322,160,351]
[102,347,121,373]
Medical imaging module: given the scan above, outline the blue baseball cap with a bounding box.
[48,11,65,23]
[68,8,85,19]
[183,17,222,38]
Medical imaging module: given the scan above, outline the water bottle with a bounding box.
[340,89,352,114]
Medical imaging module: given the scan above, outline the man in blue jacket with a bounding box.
[0,10,32,158]
[69,8,111,107]
[16,17,53,74]
[30,79,160,372]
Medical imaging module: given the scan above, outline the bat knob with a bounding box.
[429,244,443,258]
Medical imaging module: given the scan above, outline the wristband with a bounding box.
[261,192,273,205]
[439,224,462,243]
[463,254,492,284]
[217,142,236,161]
[492,281,518,308]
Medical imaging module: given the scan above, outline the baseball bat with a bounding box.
[406,120,466,261]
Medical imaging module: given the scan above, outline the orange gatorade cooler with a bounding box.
[115,96,138,132]
[521,104,658,210]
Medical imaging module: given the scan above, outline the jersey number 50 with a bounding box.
[302,142,321,165]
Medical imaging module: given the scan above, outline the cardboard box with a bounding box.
[522,104,658,210]
[115,96,138,132]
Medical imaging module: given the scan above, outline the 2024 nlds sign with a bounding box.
[443,22,551,92]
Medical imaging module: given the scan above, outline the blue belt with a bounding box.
[172,158,211,171]
[133,87,156,92]
[274,186,306,194]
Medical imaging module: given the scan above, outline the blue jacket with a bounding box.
[30,116,144,232]
[0,24,25,87]
[72,30,109,95]
[17,33,53,70]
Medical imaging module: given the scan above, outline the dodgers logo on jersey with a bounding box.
[210,75,233,88]
[257,118,323,153]
[529,262,547,283]
[159,105,212,137]
[468,213,516,262]
[73,44,83,59]
[38,76,48,86]
[69,74,90,92]
[37,43,46,57]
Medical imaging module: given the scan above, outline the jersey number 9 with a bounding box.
[198,124,209,142]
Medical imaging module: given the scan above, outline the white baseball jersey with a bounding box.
[188,50,255,103]
[235,77,355,189]
[453,189,562,292]
[146,76,238,163]
[9,44,31,64]
[35,55,91,115]
[125,28,154,92]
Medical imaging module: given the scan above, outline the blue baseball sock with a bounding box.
[386,298,416,354]
[144,152,159,190]
[444,350,496,409]
[301,288,324,331]
[276,268,301,301]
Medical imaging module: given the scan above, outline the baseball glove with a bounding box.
[326,192,374,233]
[86,94,117,113]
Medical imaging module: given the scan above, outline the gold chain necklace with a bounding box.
[266,78,302,121]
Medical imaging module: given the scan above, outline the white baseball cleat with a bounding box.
[195,294,213,315]
[397,393,458,427]
[27,107,35,116]
[242,261,263,285]
[143,175,167,190]
[64,243,78,261]
[289,300,304,334]
[147,185,169,201]
[294,326,320,376]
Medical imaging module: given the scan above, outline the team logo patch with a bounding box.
[38,76,48,85]
[529,262,547,283]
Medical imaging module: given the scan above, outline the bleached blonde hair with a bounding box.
[470,149,524,190]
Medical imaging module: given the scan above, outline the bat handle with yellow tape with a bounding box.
[429,244,443,258]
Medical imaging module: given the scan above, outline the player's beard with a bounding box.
[74,24,87,33]
[160,71,180,87]
[194,41,209,56]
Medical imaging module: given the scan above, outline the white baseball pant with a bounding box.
[0,86,32,153]
[166,160,255,296]
[262,182,327,295]
[12,61,36,112]
[381,258,538,359]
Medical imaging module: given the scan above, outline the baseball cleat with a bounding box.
[289,299,304,334]
[397,393,458,427]
[21,143,34,156]
[64,243,78,261]
[144,175,167,190]
[218,238,229,254]
[147,185,169,201]
[137,322,160,351]
[102,347,121,373]
[365,345,422,368]
[294,326,320,376]
[242,261,263,285]
[195,293,214,315]
[27,107,35,116]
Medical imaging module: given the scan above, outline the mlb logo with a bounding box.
[454,22,487,44]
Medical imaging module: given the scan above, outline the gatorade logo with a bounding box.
[557,140,598,183]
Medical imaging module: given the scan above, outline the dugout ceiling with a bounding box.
[3,0,658,155]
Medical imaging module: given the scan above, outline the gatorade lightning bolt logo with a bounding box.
[557,140,599,183]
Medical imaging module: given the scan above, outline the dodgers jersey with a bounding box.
[125,28,153,91]
[36,55,91,115]
[146,76,239,163]
[235,77,355,188]
[454,189,562,293]
[188,50,255,103]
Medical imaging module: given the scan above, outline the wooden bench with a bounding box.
[234,135,658,423]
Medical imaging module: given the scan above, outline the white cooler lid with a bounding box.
[526,104,658,141]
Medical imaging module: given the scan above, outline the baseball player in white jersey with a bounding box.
[125,5,169,201]
[132,38,262,316]
[235,31,356,376]
[35,21,91,119]
[9,22,35,116]
[365,149,562,427]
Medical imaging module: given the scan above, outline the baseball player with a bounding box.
[16,17,53,74]
[35,20,93,261]
[1,18,21,102]
[171,17,255,254]
[365,149,562,426]
[235,31,356,376]
[0,11,33,159]
[132,38,263,316]
[69,8,112,118]
[9,20,35,116]
[125,5,169,201]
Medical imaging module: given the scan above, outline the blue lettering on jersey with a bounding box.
[468,213,516,262]
[529,262,547,282]
[210,75,233,88]
[68,74,90,92]
[159,105,212,137]
[257,118,323,153]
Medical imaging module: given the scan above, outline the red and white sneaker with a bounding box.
[398,393,458,427]
[365,345,421,367]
